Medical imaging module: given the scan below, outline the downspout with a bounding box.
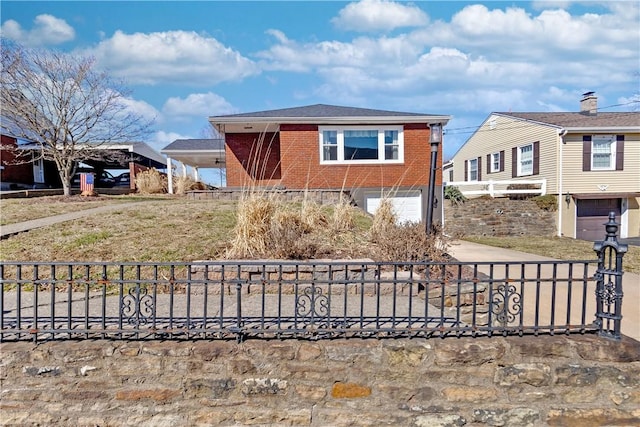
[557,128,567,237]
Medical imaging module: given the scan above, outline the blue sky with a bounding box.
[2,1,639,185]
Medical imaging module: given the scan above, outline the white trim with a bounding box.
[517,143,534,176]
[166,156,174,194]
[318,125,404,165]
[590,135,616,171]
[621,198,629,238]
[490,152,500,173]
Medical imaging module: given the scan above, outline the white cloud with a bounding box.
[258,2,638,114]
[162,92,238,118]
[89,30,259,85]
[331,0,428,32]
[118,96,160,123]
[1,14,75,46]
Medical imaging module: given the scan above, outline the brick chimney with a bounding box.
[580,91,597,115]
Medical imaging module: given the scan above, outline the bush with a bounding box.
[174,176,207,195]
[532,194,557,211]
[370,221,450,263]
[135,168,167,194]
[369,198,396,242]
[444,186,467,205]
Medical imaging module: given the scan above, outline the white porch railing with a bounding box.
[444,179,547,198]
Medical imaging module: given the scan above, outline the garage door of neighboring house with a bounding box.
[365,191,423,224]
[576,198,621,241]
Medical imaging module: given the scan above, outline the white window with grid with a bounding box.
[592,135,616,170]
[518,144,533,176]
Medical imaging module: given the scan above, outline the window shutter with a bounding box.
[512,147,517,177]
[486,154,491,174]
[582,135,592,171]
[533,141,540,175]
[616,135,624,170]
[464,160,468,181]
[477,156,482,181]
[499,150,505,172]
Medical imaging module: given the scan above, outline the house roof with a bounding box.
[209,104,451,133]
[162,138,225,151]
[494,112,640,131]
[160,139,225,168]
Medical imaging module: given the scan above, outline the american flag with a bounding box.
[80,173,94,193]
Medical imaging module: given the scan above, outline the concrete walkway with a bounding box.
[0,202,150,239]
[448,240,640,341]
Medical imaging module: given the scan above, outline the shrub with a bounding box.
[136,168,167,194]
[444,186,467,205]
[331,196,357,232]
[370,222,450,263]
[174,176,207,195]
[268,209,318,259]
[532,194,557,211]
[506,183,539,200]
[226,193,276,258]
[369,198,396,242]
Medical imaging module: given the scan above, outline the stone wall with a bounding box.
[2,335,639,426]
[444,198,556,237]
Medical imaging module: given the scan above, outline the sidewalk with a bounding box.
[0,202,149,239]
[448,240,640,341]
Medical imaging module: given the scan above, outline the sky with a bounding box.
[1,0,639,186]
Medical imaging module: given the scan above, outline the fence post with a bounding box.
[592,212,628,340]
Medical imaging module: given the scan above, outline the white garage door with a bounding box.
[365,191,423,224]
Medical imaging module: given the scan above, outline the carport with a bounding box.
[160,139,226,194]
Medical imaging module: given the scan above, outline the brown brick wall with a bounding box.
[1,135,33,185]
[225,124,442,190]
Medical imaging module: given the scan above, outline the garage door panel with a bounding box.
[576,198,620,241]
[366,192,422,224]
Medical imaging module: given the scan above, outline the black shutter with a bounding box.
[464,160,468,181]
[486,154,491,174]
[583,135,592,171]
[533,141,540,175]
[616,135,624,171]
[477,156,482,181]
[499,150,505,172]
[512,147,517,177]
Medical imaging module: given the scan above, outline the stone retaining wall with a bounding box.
[2,335,638,426]
[187,189,349,205]
[444,198,556,237]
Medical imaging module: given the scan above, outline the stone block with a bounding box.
[494,363,552,387]
[555,365,599,386]
[546,408,640,427]
[472,408,540,426]
[442,386,497,402]
[114,388,179,402]
[434,340,506,366]
[331,381,372,398]
[241,378,287,395]
[414,414,467,427]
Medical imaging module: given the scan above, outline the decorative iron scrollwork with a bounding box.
[121,286,153,325]
[596,279,623,306]
[296,286,329,327]
[491,283,522,325]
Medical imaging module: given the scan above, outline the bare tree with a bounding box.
[1,41,154,195]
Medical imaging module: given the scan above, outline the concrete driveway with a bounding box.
[448,240,639,342]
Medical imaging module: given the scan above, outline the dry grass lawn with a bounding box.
[465,235,640,274]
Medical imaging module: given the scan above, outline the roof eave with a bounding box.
[564,126,640,133]
[208,115,451,125]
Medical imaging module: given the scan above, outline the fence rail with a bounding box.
[0,213,626,342]
[445,179,546,198]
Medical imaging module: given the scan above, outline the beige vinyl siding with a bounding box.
[561,133,640,193]
[451,114,560,194]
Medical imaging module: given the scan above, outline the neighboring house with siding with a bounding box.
[209,104,450,223]
[447,93,640,240]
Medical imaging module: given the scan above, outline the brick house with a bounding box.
[209,104,450,222]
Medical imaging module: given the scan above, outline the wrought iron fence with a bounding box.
[0,213,627,342]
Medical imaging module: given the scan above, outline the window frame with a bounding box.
[318,125,404,165]
[591,135,616,171]
[467,158,478,182]
[490,152,501,173]
[517,143,534,176]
